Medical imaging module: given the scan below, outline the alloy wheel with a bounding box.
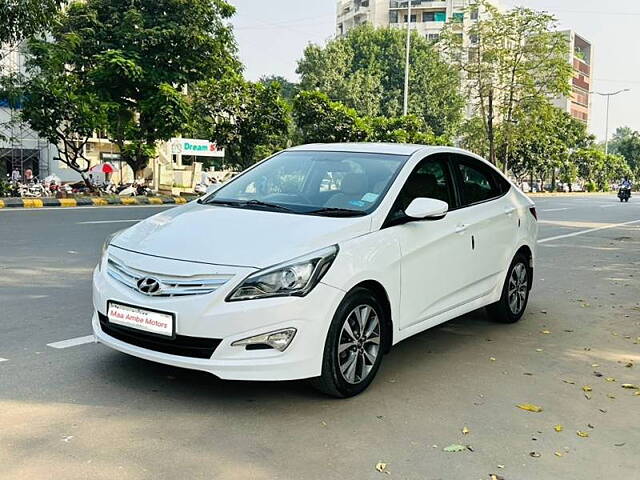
[337,304,381,384]
[508,262,528,315]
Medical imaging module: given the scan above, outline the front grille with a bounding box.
[107,256,233,297]
[99,313,221,359]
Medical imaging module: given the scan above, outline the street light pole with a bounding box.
[591,89,631,156]
[403,1,412,116]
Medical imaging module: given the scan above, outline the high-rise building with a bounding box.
[336,0,500,42]
[554,30,593,126]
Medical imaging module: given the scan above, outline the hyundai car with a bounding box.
[92,143,538,397]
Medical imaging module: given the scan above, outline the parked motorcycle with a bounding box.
[618,187,631,202]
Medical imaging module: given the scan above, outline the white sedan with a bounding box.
[92,144,538,397]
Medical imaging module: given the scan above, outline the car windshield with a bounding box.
[202,150,409,216]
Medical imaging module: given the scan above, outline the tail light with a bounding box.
[529,207,538,220]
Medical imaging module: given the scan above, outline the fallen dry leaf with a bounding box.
[375,462,389,474]
[562,379,575,385]
[517,403,543,413]
[577,431,589,438]
[490,357,496,362]
[529,451,541,458]
[554,424,564,432]
[607,393,616,399]
[591,363,600,368]
[614,443,626,447]
[605,377,616,382]
[535,348,544,352]
[462,426,470,435]
[541,330,551,334]
[582,386,592,392]
[554,451,564,457]
[584,393,592,400]
[621,384,639,390]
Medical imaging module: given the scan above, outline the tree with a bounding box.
[608,126,640,179]
[505,104,592,190]
[3,34,107,189]
[572,148,631,191]
[292,91,449,148]
[293,91,370,144]
[367,115,447,145]
[48,0,239,177]
[297,25,464,136]
[0,0,59,45]
[440,1,572,167]
[190,75,291,170]
[259,76,299,102]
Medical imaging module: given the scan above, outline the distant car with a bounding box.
[93,144,538,397]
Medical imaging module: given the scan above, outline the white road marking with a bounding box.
[47,335,95,349]
[538,219,640,244]
[541,208,570,212]
[0,358,8,363]
[77,219,142,224]
[600,204,617,208]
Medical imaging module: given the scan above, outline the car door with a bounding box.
[451,154,518,298]
[385,154,475,331]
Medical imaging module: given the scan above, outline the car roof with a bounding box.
[287,143,486,160]
[288,143,427,156]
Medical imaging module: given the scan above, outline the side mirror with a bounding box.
[405,198,449,220]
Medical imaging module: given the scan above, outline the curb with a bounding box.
[527,192,615,198]
[0,196,192,209]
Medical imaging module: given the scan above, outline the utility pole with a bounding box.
[591,89,631,155]
[403,0,412,116]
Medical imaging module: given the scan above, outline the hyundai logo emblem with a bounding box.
[137,277,162,295]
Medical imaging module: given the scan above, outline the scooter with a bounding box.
[618,187,631,203]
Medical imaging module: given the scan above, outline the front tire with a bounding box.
[310,287,386,398]
[487,254,531,324]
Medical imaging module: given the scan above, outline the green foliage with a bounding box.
[440,1,572,166]
[259,76,299,102]
[293,91,370,144]
[609,126,640,179]
[505,104,592,184]
[292,91,449,148]
[297,25,464,136]
[572,148,631,191]
[368,116,447,145]
[44,0,240,176]
[190,75,291,170]
[0,0,59,44]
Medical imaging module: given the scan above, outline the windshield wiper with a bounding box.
[206,198,295,213]
[304,207,367,217]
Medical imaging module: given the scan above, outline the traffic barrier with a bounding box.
[0,196,196,209]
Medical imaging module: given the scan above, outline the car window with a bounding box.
[387,155,454,224]
[454,156,503,205]
[205,151,408,215]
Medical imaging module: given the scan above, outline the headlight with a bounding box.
[227,245,339,301]
[98,230,124,271]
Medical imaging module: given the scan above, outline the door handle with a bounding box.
[504,207,516,215]
[455,224,468,234]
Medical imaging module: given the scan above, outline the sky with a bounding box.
[229,0,640,140]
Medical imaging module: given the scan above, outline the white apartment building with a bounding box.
[336,0,500,42]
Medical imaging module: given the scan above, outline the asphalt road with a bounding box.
[1,196,639,480]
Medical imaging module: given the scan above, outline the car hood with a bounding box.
[112,202,372,268]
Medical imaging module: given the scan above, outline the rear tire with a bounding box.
[310,287,386,398]
[487,253,531,324]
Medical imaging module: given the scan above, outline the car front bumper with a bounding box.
[92,248,345,381]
